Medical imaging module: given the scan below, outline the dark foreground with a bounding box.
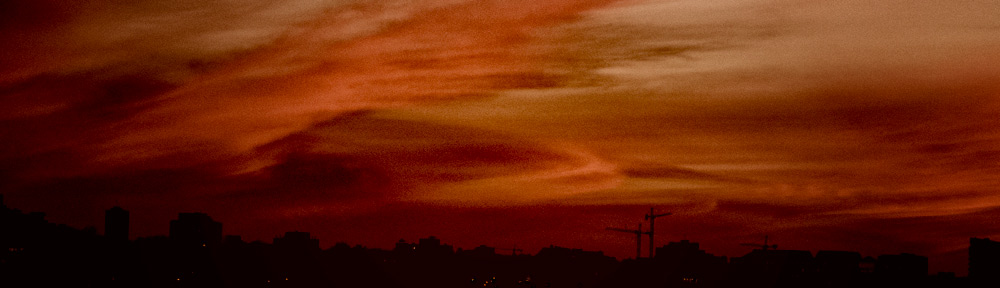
[0,201,989,288]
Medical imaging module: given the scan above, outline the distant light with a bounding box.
[176,278,181,281]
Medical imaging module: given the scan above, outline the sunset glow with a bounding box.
[3,0,1000,274]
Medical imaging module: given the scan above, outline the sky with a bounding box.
[2,0,1000,274]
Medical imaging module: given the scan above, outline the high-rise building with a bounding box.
[223,235,245,246]
[875,253,928,278]
[654,240,728,285]
[104,206,129,242]
[273,231,320,253]
[815,250,862,286]
[815,250,862,276]
[416,236,453,256]
[466,245,497,258]
[169,212,222,247]
[970,237,1000,285]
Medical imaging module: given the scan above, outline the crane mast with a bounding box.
[644,208,672,258]
[740,235,777,251]
[496,246,523,256]
[606,223,644,259]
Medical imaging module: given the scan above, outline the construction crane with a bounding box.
[496,246,523,256]
[607,223,644,259]
[740,235,778,251]
[644,208,672,258]
[740,235,779,272]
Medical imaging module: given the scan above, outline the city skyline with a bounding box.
[2,200,985,287]
[0,201,950,268]
[3,0,1000,277]
[0,197,980,276]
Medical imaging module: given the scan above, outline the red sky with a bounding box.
[3,0,1000,275]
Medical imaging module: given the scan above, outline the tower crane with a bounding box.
[644,208,672,258]
[740,235,779,272]
[740,235,778,251]
[606,223,645,259]
[496,246,523,256]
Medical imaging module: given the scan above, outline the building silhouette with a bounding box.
[652,239,728,287]
[223,234,245,246]
[0,200,978,288]
[970,237,1000,286]
[875,253,928,279]
[655,239,727,264]
[415,235,454,257]
[273,231,321,253]
[860,256,877,274]
[168,212,222,247]
[463,245,498,258]
[814,250,862,286]
[393,238,417,256]
[104,206,129,242]
[729,248,813,288]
